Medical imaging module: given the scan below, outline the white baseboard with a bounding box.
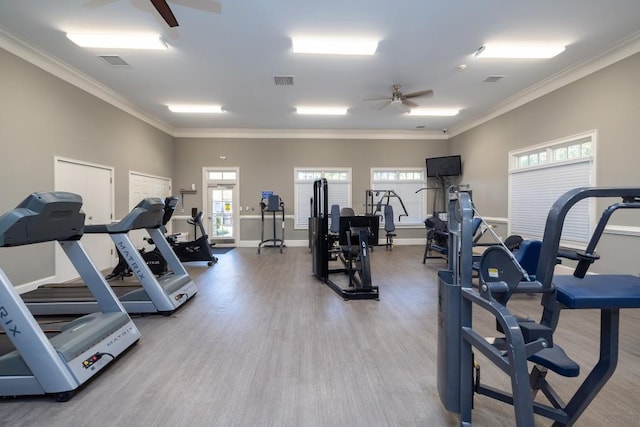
[240,238,426,248]
[240,240,307,248]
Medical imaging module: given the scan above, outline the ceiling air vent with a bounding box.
[483,75,505,83]
[274,75,294,86]
[98,55,130,67]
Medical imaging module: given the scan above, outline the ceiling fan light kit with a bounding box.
[365,84,435,110]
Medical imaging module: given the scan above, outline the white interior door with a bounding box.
[129,172,172,250]
[55,158,114,282]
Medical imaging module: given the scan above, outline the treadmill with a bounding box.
[23,198,197,316]
[0,191,141,401]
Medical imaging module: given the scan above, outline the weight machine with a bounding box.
[364,189,408,221]
[438,186,640,426]
[310,178,379,300]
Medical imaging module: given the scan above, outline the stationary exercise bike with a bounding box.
[167,208,218,266]
[106,197,217,280]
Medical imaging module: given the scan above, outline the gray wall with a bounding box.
[449,51,640,273]
[0,47,174,284]
[2,44,639,283]
[172,137,448,242]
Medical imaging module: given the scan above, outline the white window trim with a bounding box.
[294,167,352,230]
[508,130,597,248]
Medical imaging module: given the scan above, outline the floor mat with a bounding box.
[212,247,234,255]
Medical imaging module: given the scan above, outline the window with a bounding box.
[294,168,351,229]
[371,168,426,226]
[509,131,596,246]
[208,171,237,180]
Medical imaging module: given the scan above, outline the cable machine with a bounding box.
[310,178,379,300]
[364,189,408,221]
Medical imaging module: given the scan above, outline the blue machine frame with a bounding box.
[437,186,640,426]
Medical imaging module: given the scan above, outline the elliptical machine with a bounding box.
[106,197,217,280]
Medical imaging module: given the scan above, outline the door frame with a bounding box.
[202,166,240,246]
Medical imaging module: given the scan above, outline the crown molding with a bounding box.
[4,22,639,142]
[173,127,447,140]
[0,26,446,141]
[448,31,640,137]
[0,25,173,135]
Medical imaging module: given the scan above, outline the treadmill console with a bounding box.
[0,191,85,246]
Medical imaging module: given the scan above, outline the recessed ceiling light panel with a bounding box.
[475,44,565,59]
[407,108,460,116]
[167,104,224,113]
[296,106,348,115]
[292,37,378,55]
[66,33,167,50]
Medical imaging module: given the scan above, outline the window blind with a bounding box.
[510,159,592,244]
[295,170,351,229]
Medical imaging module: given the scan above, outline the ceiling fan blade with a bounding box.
[401,99,418,107]
[377,101,393,110]
[402,89,434,99]
[150,0,179,27]
[365,97,392,102]
[170,0,221,14]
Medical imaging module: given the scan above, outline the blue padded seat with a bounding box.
[384,205,396,250]
[329,204,341,234]
[513,240,541,279]
[554,274,640,309]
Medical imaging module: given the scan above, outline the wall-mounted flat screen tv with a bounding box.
[426,155,462,177]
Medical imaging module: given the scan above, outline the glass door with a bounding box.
[208,184,235,244]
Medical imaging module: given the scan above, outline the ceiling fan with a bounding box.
[150,0,221,27]
[85,0,221,27]
[366,84,433,110]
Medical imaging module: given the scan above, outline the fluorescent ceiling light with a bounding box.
[475,44,565,59]
[292,37,378,55]
[296,106,348,115]
[407,108,460,116]
[167,105,224,113]
[66,33,167,50]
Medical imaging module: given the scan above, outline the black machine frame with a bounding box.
[258,194,285,254]
[310,178,379,300]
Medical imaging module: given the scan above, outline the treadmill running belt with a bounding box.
[22,283,142,303]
